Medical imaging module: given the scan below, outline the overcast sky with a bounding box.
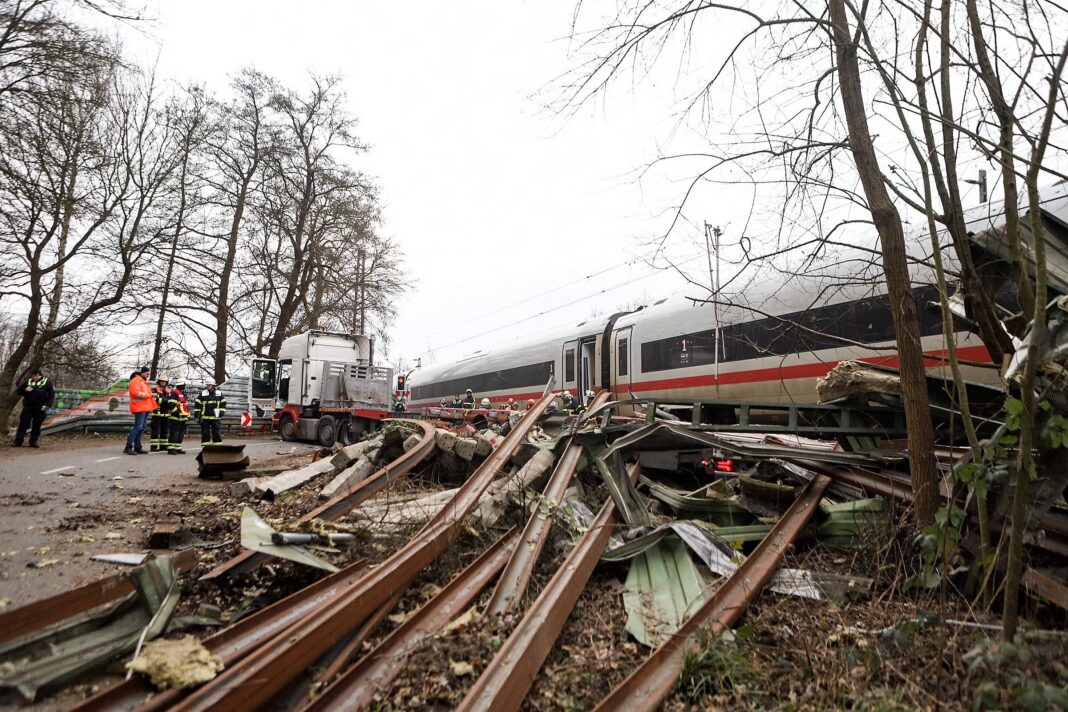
[116,1,714,369]
[116,1,1038,373]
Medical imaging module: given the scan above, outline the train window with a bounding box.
[641,286,946,373]
[618,338,628,376]
[565,349,575,382]
[410,360,554,400]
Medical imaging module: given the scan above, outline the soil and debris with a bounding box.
[125,636,224,691]
[2,410,1066,712]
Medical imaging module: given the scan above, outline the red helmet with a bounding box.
[526,399,535,408]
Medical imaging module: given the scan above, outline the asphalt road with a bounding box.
[0,434,317,607]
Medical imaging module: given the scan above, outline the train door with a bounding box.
[614,327,633,396]
[580,338,596,396]
[561,340,578,395]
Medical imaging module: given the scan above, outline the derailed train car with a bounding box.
[408,184,1068,411]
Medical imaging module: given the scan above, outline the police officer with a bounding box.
[194,381,226,446]
[11,368,54,448]
[166,381,190,454]
[149,376,172,451]
[461,389,476,409]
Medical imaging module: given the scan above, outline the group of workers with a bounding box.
[125,366,227,455]
[438,388,596,414]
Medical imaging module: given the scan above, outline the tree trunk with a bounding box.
[151,145,190,376]
[1002,38,1068,640]
[829,0,939,527]
[213,176,252,383]
[46,161,79,332]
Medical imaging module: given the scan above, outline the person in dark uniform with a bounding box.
[460,389,476,409]
[149,376,172,451]
[194,381,226,446]
[165,381,190,454]
[11,368,54,448]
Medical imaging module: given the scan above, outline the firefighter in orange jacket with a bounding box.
[125,366,157,455]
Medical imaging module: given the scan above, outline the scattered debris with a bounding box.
[0,555,182,702]
[126,636,224,690]
[238,506,340,572]
[90,553,148,566]
[195,443,249,479]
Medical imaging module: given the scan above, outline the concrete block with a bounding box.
[435,429,457,453]
[454,437,478,462]
[319,455,377,500]
[330,438,377,470]
[473,433,495,457]
[403,433,422,452]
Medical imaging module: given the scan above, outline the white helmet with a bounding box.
[480,397,491,408]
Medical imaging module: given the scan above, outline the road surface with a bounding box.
[0,434,317,607]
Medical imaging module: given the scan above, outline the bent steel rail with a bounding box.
[175,392,556,711]
[485,389,612,615]
[201,419,437,581]
[592,472,832,712]
[457,463,638,712]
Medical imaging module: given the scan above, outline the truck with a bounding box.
[247,330,396,446]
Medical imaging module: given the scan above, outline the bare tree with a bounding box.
[563,1,1068,534]
[0,59,178,427]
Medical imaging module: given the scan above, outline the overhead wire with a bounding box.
[412,252,706,359]
[417,245,672,341]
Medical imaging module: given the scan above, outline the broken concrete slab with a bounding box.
[318,456,377,500]
[233,457,335,498]
[330,438,379,470]
[403,433,422,452]
[473,433,495,457]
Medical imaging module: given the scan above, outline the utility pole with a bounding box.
[358,249,366,335]
[704,223,722,381]
[964,169,988,203]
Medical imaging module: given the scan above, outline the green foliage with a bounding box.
[675,629,758,705]
[964,638,1068,712]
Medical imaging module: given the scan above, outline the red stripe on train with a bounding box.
[619,344,992,394]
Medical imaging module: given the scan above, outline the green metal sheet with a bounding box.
[623,538,708,648]
[0,555,181,702]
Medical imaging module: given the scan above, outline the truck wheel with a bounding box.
[337,418,369,446]
[317,415,338,448]
[278,414,297,442]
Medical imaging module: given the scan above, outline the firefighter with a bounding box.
[166,381,190,454]
[479,397,491,409]
[194,380,226,446]
[461,389,476,409]
[560,391,577,415]
[450,394,463,408]
[149,376,172,451]
[504,397,515,411]
[11,367,54,448]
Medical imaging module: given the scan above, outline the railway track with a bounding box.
[10,392,1065,709]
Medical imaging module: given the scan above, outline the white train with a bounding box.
[407,183,1068,411]
[406,280,995,410]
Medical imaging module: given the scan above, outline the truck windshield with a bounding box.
[251,360,276,399]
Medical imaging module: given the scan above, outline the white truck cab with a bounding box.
[249,330,395,446]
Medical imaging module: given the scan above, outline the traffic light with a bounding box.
[396,375,406,392]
